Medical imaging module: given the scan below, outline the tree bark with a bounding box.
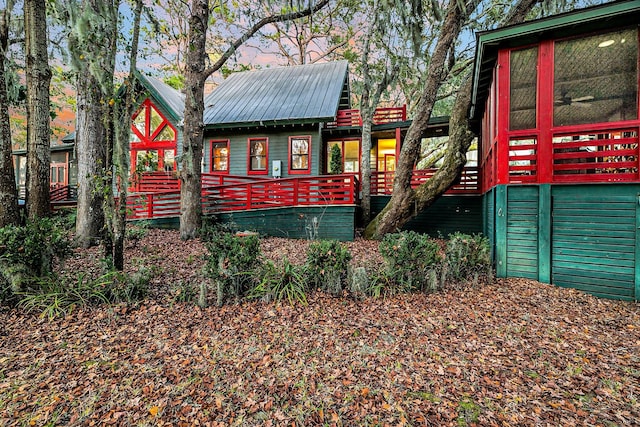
[364,0,542,239]
[24,0,51,220]
[179,0,208,240]
[108,0,142,270]
[0,6,19,227]
[75,70,106,247]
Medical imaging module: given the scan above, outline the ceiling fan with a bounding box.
[554,91,594,107]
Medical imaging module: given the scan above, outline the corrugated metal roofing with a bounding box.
[203,61,350,128]
[137,73,185,121]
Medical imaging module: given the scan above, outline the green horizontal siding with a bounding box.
[215,206,355,241]
[203,125,322,178]
[506,186,539,280]
[371,195,483,237]
[551,185,638,301]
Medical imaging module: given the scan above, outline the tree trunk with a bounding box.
[360,109,373,224]
[0,8,19,227]
[75,70,106,247]
[364,0,541,239]
[179,0,208,240]
[24,0,51,220]
[109,0,142,270]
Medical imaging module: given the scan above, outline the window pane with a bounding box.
[163,150,175,171]
[58,167,65,183]
[249,139,267,170]
[554,28,638,127]
[344,140,360,173]
[136,150,159,172]
[510,47,538,130]
[150,105,163,135]
[290,137,310,170]
[133,109,146,136]
[292,155,308,170]
[153,124,176,142]
[212,142,228,171]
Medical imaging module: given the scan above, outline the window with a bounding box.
[326,139,360,173]
[510,47,538,130]
[131,99,177,146]
[248,138,268,174]
[211,140,230,173]
[554,28,638,127]
[130,98,178,174]
[289,136,311,173]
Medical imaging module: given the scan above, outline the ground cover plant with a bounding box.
[0,229,638,426]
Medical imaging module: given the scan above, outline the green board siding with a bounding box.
[488,183,639,301]
[505,186,539,280]
[551,186,638,300]
[204,125,322,178]
[216,206,355,241]
[371,195,483,237]
[483,189,495,261]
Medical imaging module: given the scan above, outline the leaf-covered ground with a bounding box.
[1,230,639,426]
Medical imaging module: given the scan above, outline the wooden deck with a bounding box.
[126,173,357,220]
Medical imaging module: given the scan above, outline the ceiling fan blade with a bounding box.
[572,95,594,102]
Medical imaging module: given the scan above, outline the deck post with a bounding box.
[147,194,154,218]
[293,179,299,205]
[537,184,551,283]
[246,184,252,210]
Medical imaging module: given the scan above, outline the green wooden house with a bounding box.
[470,0,640,300]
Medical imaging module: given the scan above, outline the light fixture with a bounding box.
[598,39,615,48]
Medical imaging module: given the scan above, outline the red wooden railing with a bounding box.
[126,174,357,220]
[325,106,407,128]
[371,167,480,195]
[50,185,77,202]
[130,171,179,192]
[551,128,639,183]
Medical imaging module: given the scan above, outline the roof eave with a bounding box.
[204,118,326,131]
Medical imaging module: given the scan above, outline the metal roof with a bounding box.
[136,72,185,122]
[203,61,350,129]
[469,0,640,126]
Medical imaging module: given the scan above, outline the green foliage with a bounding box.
[0,218,71,277]
[251,259,307,305]
[329,144,343,175]
[163,74,185,90]
[126,221,150,247]
[379,231,442,292]
[445,233,492,285]
[204,232,262,306]
[305,240,351,295]
[17,268,149,319]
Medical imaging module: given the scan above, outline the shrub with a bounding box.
[379,231,442,292]
[445,232,492,285]
[251,258,307,305]
[0,217,71,278]
[204,232,262,306]
[305,240,351,295]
